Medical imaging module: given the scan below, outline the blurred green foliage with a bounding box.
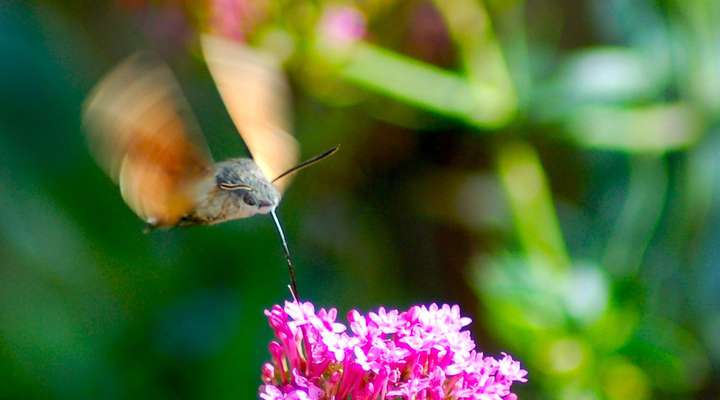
[1,0,719,398]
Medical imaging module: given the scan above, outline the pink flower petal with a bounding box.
[260,301,527,399]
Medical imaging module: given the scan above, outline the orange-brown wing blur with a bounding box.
[83,54,213,227]
[201,34,299,193]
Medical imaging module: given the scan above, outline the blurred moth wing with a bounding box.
[83,54,214,227]
[201,34,300,192]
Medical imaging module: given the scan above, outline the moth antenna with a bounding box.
[272,145,340,183]
[271,209,300,302]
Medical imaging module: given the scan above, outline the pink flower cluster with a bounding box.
[259,302,527,400]
[319,6,366,47]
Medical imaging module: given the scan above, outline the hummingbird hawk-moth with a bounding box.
[83,34,336,299]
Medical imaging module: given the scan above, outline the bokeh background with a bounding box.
[1,0,719,398]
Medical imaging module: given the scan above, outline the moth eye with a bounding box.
[242,192,258,206]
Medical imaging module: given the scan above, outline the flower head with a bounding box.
[318,6,366,48]
[210,0,267,41]
[260,301,527,399]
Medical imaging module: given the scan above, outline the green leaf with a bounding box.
[497,141,570,270]
[341,43,515,128]
[565,103,702,152]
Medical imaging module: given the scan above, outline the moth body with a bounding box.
[83,35,337,300]
[183,158,280,226]
[83,34,304,231]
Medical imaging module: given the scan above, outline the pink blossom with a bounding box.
[259,301,527,399]
[319,6,366,47]
[210,0,267,41]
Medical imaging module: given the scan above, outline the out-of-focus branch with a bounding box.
[497,141,570,272]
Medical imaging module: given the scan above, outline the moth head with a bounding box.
[215,158,280,214]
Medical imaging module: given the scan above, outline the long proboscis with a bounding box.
[271,209,300,302]
[269,145,339,301]
[272,145,340,184]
